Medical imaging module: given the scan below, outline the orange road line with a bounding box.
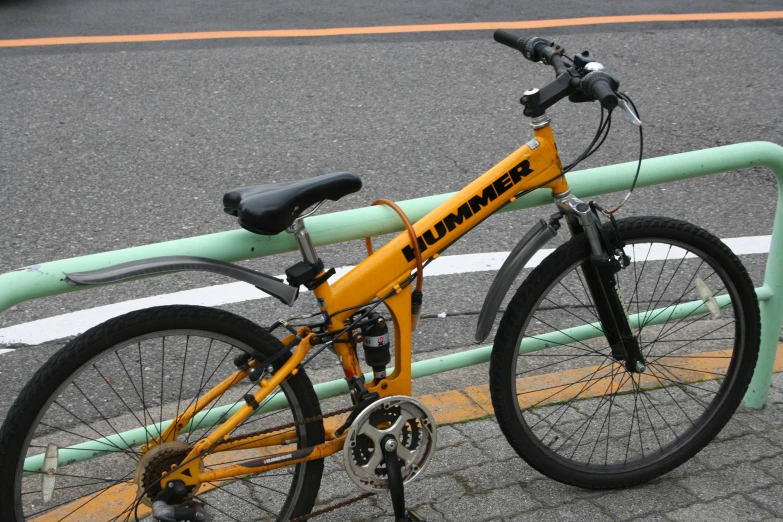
[2,11,782,48]
[32,344,783,520]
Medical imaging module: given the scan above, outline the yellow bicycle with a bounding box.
[0,31,760,522]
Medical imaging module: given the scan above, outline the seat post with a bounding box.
[289,218,319,264]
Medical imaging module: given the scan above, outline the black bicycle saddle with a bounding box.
[223,172,362,235]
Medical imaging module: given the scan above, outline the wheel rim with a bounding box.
[509,235,748,473]
[12,329,312,521]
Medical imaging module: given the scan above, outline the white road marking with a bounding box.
[0,235,771,347]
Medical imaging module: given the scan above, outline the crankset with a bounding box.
[343,395,436,521]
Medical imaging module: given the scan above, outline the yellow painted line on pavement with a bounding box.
[32,344,783,520]
[3,11,783,48]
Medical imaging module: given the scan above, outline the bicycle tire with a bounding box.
[489,216,760,489]
[0,305,325,521]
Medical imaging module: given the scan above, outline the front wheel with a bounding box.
[489,216,760,488]
[0,305,325,521]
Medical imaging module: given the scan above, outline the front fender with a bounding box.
[65,256,299,306]
[474,219,558,342]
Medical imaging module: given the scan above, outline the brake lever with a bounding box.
[618,98,642,126]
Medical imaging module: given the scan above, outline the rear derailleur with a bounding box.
[151,480,211,522]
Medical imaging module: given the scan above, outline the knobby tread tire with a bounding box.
[0,305,325,521]
[489,216,761,489]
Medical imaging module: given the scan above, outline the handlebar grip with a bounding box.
[493,30,525,52]
[493,30,551,62]
[581,71,619,110]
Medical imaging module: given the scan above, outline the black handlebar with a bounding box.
[493,30,526,52]
[493,29,621,113]
[493,30,552,63]
[581,71,619,111]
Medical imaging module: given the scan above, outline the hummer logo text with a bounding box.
[401,159,534,261]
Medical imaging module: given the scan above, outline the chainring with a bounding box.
[343,395,436,493]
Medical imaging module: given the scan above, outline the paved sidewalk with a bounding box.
[309,372,783,522]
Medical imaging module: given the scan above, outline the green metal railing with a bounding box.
[2,141,783,469]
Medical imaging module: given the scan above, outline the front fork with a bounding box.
[556,192,646,373]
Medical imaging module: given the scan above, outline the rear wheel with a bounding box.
[0,305,325,521]
[489,216,760,488]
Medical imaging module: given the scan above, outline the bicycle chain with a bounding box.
[225,404,375,521]
[290,492,375,521]
[226,405,354,446]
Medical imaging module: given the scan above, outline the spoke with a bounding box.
[21,478,132,495]
[543,294,604,333]
[550,279,603,328]
[159,336,165,441]
[553,369,633,458]
[517,363,621,403]
[627,244,643,325]
[516,353,618,357]
[199,496,245,522]
[642,267,714,348]
[529,359,617,438]
[522,329,609,357]
[72,382,139,462]
[626,374,642,463]
[646,363,715,405]
[587,364,626,465]
[647,354,733,358]
[526,314,606,356]
[647,321,735,363]
[107,502,137,522]
[138,342,152,440]
[649,306,733,351]
[517,350,612,379]
[642,366,701,427]
[185,338,216,444]
[649,361,728,378]
[204,481,280,517]
[186,344,244,438]
[43,407,138,461]
[642,268,714,342]
[175,335,191,429]
[30,421,136,459]
[643,247,688,332]
[22,468,130,482]
[637,244,673,339]
[637,386,665,453]
[637,386,681,441]
[91,364,148,436]
[114,350,154,443]
[567,371,619,460]
[645,281,727,350]
[26,470,135,519]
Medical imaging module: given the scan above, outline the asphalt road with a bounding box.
[0,2,782,518]
[2,3,782,361]
[1,2,781,370]
[2,0,782,38]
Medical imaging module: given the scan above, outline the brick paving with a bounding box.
[310,372,783,522]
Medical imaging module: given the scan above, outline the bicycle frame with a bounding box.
[157,122,571,488]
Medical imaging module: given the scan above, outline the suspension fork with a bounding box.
[555,191,646,373]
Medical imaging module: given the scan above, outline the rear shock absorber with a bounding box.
[357,311,391,384]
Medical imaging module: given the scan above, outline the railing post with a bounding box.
[743,175,783,408]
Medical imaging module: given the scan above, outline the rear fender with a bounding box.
[65,255,298,306]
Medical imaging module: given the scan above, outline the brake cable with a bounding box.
[601,92,644,215]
